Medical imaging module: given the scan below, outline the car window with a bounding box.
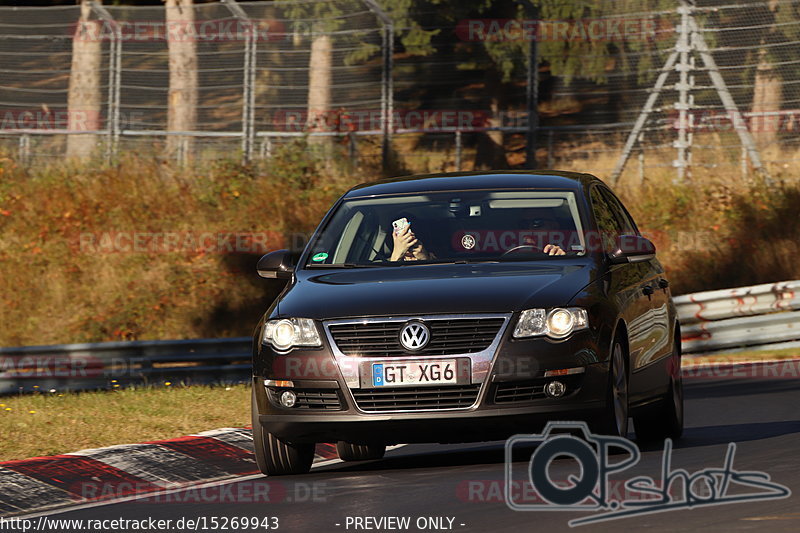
[589,186,621,254]
[600,187,638,235]
[305,190,588,267]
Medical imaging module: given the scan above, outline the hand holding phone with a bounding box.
[392,217,410,234]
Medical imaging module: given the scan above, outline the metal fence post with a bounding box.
[638,149,645,183]
[519,0,539,170]
[90,2,120,163]
[741,146,747,180]
[260,135,272,160]
[223,0,256,163]
[18,134,30,165]
[348,131,358,167]
[674,2,691,183]
[455,129,462,171]
[363,0,393,170]
[687,12,770,184]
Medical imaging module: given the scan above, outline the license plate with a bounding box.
[372,360,457,387]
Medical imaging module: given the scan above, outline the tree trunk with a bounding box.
[166,0,198,160]
[751,50,782,147]
[66,0,102,160]
[474,76,507,169]
[751,0,781,147]
[306,29,332,146]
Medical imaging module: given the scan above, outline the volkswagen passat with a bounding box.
[251,171,683,475]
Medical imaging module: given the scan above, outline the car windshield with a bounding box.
[305,190,587,267]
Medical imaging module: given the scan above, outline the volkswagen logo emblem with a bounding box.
[399,321,430,351]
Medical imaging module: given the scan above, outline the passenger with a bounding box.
[390,216,434,261]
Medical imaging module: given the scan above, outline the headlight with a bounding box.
[513,308,588,340]
[263,318,321,351]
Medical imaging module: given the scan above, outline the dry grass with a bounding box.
[1,138,800,346]
[0,384,251,462]
[0,142,365,346]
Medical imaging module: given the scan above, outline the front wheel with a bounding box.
[593,338,629,438]
[252,389,315,475]
[336,441,386,462]
[635,339,684,442]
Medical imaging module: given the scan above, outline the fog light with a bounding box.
[545,380,566,398]
[279,390,297,408]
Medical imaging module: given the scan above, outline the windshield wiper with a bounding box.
[397,259,499,266]
[306,263,383,268]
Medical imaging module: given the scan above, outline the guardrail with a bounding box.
[0,338,251,395]
[675,280,800,354]
[2,280,798,394]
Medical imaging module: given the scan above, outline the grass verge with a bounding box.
[1,144,799,346]
[2,348,798,462]
[0,383,251,462]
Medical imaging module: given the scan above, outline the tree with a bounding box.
[284,1,347,147]
[165,0,197,159]
[66,0,102,160]
[286,0,441,149]
[752,0,783,146]
[307,23,333,145]
[702,0,800,148]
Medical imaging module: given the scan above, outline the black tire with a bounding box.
[336,441,386,462]
[635,339,684,443]
[251,389,315,476]
[593,336,629,438]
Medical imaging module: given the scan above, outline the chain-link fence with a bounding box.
[2,0,800,183]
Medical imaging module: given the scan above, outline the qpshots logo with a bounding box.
[505,422,790,527]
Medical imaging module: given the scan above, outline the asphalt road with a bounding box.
[42,362,800,532]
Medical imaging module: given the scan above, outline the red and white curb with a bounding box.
[0,428,339,517]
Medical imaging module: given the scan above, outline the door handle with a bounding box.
[658,278,670,289]
[642,285,654,296]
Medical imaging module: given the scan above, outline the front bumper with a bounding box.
[253,323,610,444]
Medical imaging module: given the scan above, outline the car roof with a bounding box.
[343,170,603,198]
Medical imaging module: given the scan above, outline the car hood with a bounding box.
[275,261,596,319]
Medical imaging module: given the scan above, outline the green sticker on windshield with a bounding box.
[312,252,329,262]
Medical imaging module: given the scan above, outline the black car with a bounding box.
[251,171,683,475]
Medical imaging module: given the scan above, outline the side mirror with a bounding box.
[257,249,297,279]
[609,235,656,264]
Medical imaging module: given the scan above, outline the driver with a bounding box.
[542,243,566,255]
[520,209,565,256]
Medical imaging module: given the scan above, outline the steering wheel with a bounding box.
[501,244,542,257]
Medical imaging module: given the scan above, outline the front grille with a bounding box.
[352,384,481,412]
[328,317,505,357]
[268,388,342,410]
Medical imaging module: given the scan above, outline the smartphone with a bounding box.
[392,217,410,234]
